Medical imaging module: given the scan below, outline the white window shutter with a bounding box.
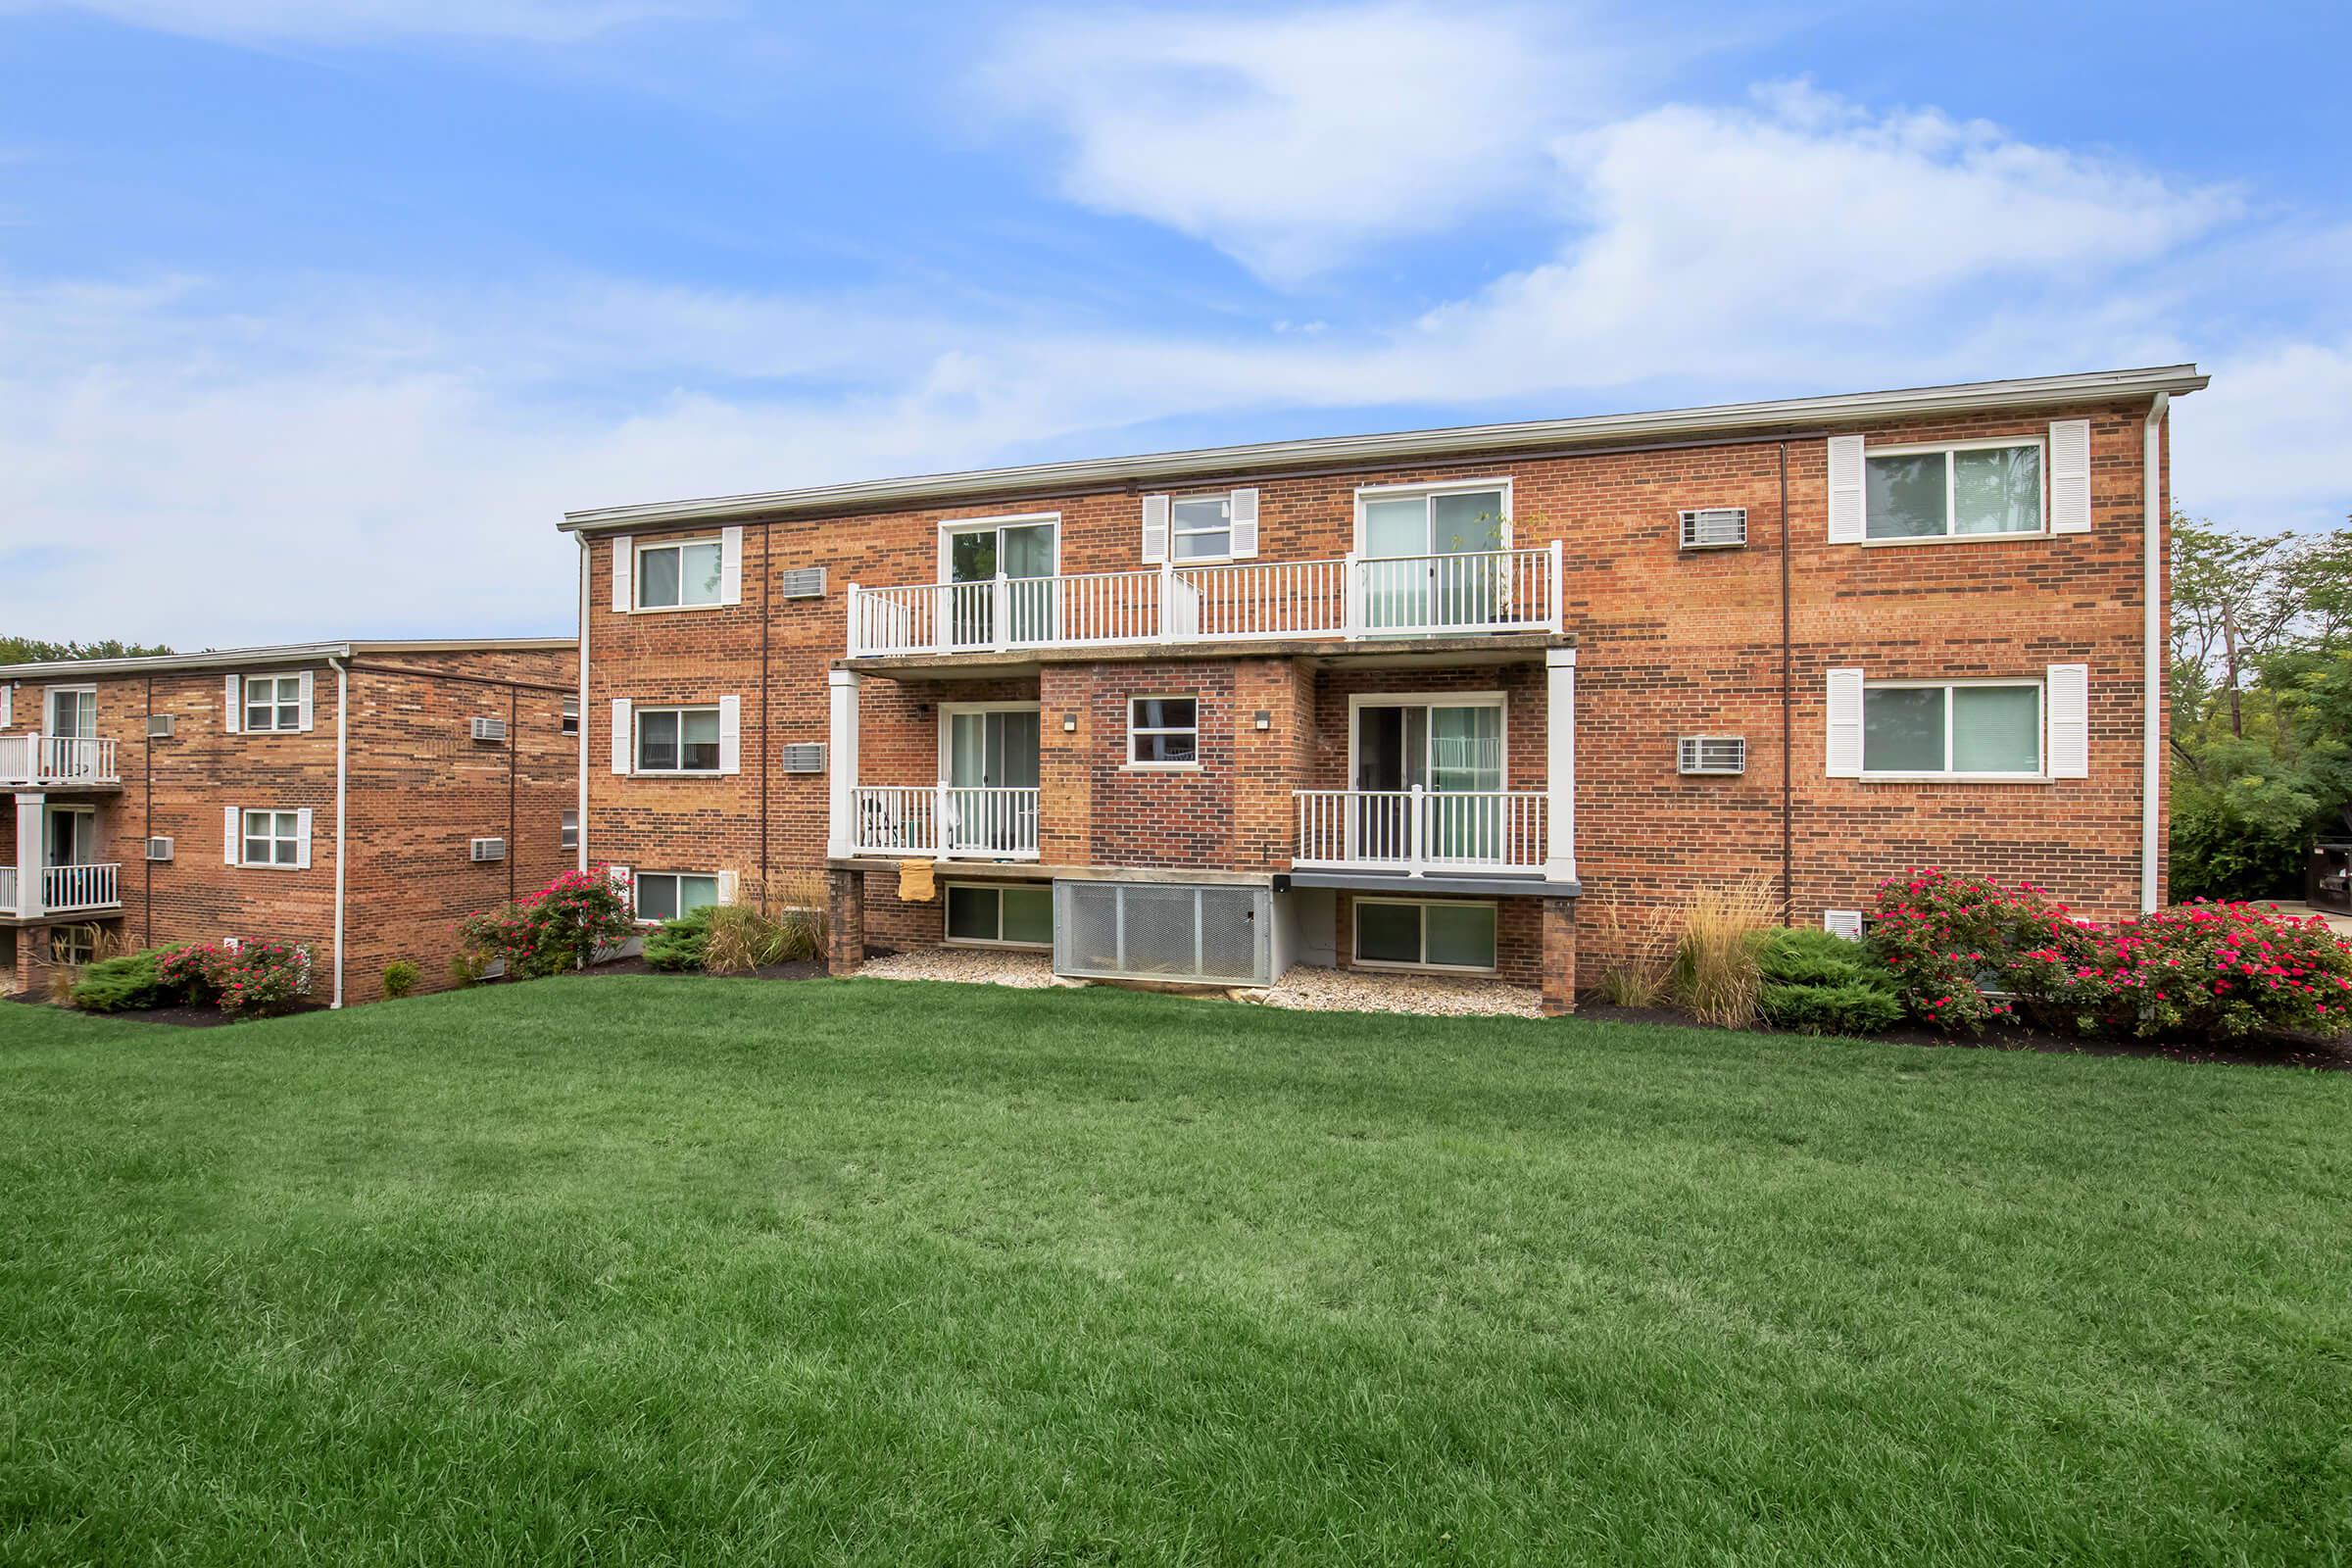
[223,673,241,734]
[1823,909,1864,940]
[716,870,738,906]
[1141,494,1170,564]
[294,808,313,869]
[1826,667,1864,777]
[719,525,744,605]
[1228,488,1259,560]
[0,685,11,727]
[610,698,632,774]
[2049,419,2091,534]
[717,694,742,775]
[224,806,240,865]
[607,864,633,916]
[296,670,316,731]
[611,534,633,612]
[1827,435,1865,543]
[2046,663,2089,778]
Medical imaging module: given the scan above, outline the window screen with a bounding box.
[1054,881,1270,985]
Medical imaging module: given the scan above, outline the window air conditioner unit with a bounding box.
[1678,736,1746,775]
[469,837,507,862]
[1680,507,1748,550]
[145,836,174,861]
[778,566,828,599]
[469,716,508,743]
[147,713,176,738]
[780,743,827,773]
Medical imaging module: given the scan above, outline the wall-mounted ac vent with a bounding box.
[1680,507,1748,550]
[469,837,507,862]
[780,742,827,773]
[1677,735,1746,775]
[469,716,508,743]
[1823,909,1865,941]
[146,713,176,738]
[778,566,828,599]
[145,836,174,861]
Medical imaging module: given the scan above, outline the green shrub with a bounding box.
[456,867,639,981]
[70,949,168,1012]
[380,960,419,1000]
[218,941,312,1018]
[1758,980,1906,1036]
[644,907,711,972]
[1759,927,1882,987]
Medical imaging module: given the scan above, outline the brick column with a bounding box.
[11,925,43,998]
[825,866,865,976]
[1540,896,1578,1016]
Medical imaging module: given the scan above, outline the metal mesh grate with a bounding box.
[1054,881,1271,985]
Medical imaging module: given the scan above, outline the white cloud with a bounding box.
[0,0,710,44]
[2174,338,2352,527]
[977,3,1637,284]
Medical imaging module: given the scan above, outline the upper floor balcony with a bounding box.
[845,545,1564,660]
[0,861,123,918]
[0,735,121,789]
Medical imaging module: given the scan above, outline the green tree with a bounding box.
[0,635,175,664]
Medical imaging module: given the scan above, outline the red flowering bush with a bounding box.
[155,942,229,1004]
[456,865,636,980]
[1866,870,2057,1032]
[217,940,312,1018]
[1869,869,2352,1040]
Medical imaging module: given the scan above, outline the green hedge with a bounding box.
[644,908,710,972]
[1754,929,1902,1036]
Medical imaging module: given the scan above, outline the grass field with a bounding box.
[3,977,2349,1565]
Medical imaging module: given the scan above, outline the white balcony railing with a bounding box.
[846,545,1563,657]
[0,866,14,913]
[852,786,1041,858]
[0,734,120,786]
[1295,788,1546,876]
[33,862,122,914]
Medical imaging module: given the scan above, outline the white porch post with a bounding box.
[1544,648,1576,884]
[16,792,44,918]
[826,670,860,859]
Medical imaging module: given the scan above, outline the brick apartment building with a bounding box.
[0,638,577,1004]
[564,365,2203,1013]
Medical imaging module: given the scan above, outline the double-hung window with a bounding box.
[244,675,302,733]
[636,538,724,610]
[1353,899,1498,972]
[561,696,580,736]
[635,706,721,773]
[1128,696,1198,766]
[1863,682,2042,777]
[560,809,579,851]
[634,871,719,923]
[242,809,303,867]
[1170,495,1234,561]
[1865,440,2043,540]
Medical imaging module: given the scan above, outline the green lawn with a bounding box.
[3,980,2348,1566]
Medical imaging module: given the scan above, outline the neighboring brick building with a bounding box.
[564,365,2204,1013]
[0,639,577,1004]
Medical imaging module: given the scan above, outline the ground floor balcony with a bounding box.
[0,735,120,788]
[851,785,1041,859]
[0,861,123,918]
[1294,788,1547,876]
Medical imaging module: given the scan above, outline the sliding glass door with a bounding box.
[945,707,1041,854]
[1358,486,1507,631]
[946,518,1056,646]
[1352,701,1504,859]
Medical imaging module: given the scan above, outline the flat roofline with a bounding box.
[561,364,2207,534]
[0,636,575,681]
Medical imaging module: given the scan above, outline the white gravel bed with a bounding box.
[1256,964,1544,1018]
[857,948,1066,989]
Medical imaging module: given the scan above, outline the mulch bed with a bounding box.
[4,992,330,1029]
[1576,1001,2352,1072]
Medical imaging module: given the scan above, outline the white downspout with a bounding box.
[576,535,591,872]
[328,655,349,1007]
[2141,392,2169,912]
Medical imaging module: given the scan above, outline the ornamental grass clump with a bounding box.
[1671,875,1780,1028]
[1588,898,1677,1008]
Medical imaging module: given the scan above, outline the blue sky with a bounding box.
[3,0,2347,646]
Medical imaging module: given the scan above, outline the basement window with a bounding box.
[1353,899,1497,973]
[945,883,1052,949]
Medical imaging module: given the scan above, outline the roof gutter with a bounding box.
[0,637,573,683]
[559,364,2210,534]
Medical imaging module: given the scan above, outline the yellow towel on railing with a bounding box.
[898,859,936,903]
